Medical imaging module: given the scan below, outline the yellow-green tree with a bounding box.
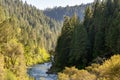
[98,55,120,80]
[3,39,28,80]
[0,54,4,80]
[0,6,5,23]
[58,67,96,80]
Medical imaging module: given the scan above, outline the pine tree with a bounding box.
[69,23,88,68]
[54,16,74,69]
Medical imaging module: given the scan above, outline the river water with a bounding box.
[27,62,57,80]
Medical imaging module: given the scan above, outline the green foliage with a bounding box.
[0,54,4,80]
[1,0,120,79]
[54,13,89,70]
[0,18,15,43]
[105,7,120,53]
[1,38,28,80]
[93,3,105,58]
[25,47,50,66]
[58,55,120,80]
[0,6,5,23]
[0,0,60,79]
[54,16,73,69]
[69,20,88,68]
[2,0,61,50]
[0,0,57,80]
[53,0,120,73]
[58,67,96,80]
[98,55,120,80]
[90,55,120,80]
[4,69,17,80]
[54,11,91,70]
[4,39,24,68]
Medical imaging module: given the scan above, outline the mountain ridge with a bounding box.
[43,3,92,21]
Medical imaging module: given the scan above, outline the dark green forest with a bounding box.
[0,0,120,80]
[52,0,120,80]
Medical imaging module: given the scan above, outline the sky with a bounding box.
[22,0,94,10]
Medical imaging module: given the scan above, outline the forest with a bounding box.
[52,0,120,80]
[0,0,120,80]
[44,4,90,21]
[0,0,61,79]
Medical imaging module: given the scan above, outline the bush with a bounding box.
[25,47,50,66]
[58,67,96,80]
[85,63,100,76]
[98,55,120,80]
[58,55,120,80]
[0,54,5,80]
[4,69,17,80]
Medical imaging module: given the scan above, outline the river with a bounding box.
[27,62,57,80]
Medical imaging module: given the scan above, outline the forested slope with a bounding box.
[1,0,62,50]
[52,1,120,80]
[0,0,61,79]
[44,4,91,21]
[1,0,63,65]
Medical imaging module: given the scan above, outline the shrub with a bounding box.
[4,69,17,80]
[58,67,96,80]
[0,54,5,80]
[98,55,120,80]
[58,55,120,80]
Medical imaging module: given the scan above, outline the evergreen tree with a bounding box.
[53,0,120,72]
[54,16,74,70]
[93,3,105,58]
[0,6,5,23]
[83,7,93,62]
[69,23,88,68]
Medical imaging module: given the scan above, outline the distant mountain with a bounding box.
[44,4,91,21]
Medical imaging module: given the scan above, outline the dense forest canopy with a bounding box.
[0,0,91,79]
[1,0,62,50]
[0,0,62,79]
[52,1,120,80]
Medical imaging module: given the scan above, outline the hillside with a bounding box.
[47,0,120,79]
[0,0,62,79]
[52,0,120,77]
[1,0,62,50]
[44,4,91,21]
